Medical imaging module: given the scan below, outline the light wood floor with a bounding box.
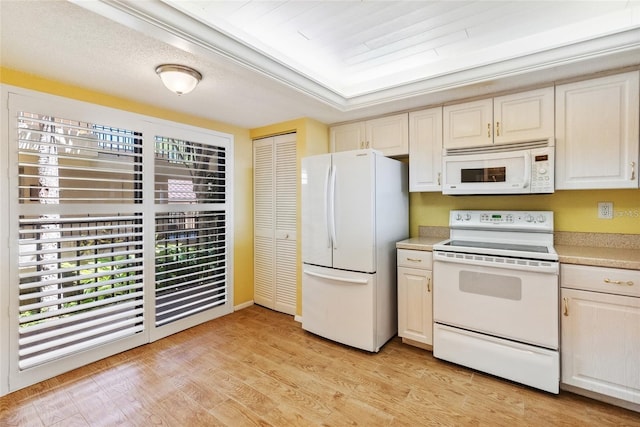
[1,304,639,426]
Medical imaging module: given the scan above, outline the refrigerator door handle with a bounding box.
[304,269,368,285]
[324,164,333,248]
[329,164,337,248]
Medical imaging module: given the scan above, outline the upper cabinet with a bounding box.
[409,107,442,192]
[555,71,639,190]
[330,121,364,153]
[330,113,409,156]
[443,87,554,149]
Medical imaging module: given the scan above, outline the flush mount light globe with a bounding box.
[155,64,202,95]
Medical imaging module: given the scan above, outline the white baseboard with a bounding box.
[294,315,302,323]
[234,300,254,311]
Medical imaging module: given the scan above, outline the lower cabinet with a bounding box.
[397,249,433,348]
[560,264,640,409]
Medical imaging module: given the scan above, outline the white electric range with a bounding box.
[432,210,560,393]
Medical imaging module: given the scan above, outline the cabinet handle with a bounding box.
[437,172,441,186]
[487,123,491,138]
[604,278,634,286]
[406,258,422,263]
[366,141,370,148]
[496,121,500,137]
[427,276,431,293]
[563,297,569,316]
[631,161,636,180]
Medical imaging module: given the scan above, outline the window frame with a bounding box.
[0,85,234,395]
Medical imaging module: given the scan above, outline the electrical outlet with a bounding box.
[598,202,613,219]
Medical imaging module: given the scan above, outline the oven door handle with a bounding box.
[433,251,559,274]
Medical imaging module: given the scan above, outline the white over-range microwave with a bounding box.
[442,142,554,195]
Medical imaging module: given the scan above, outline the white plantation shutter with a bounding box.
[154,211,227,326]
[15,111,144,370]
[153,134,230,329]
[17,214,144,369]
[6,90,233,393]
[253,134,297,315]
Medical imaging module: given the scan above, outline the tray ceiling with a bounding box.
[2,1,640,128]
[165,0,640,96]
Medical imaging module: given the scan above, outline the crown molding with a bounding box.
[71,0,347,109]
[73,0,640,113]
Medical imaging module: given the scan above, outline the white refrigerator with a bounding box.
[301,149,408,352]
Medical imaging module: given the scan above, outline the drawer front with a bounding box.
[398,249,432,269]
[561,264,640,298]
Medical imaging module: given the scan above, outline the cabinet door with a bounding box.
[330,122,365,152]
[443,98,493,149]
[555,71,639,189]
[409,108,442,192]
[561,288,640,404]
[366,113,409,156]
[493,87,554,145]
[398,266,433,345]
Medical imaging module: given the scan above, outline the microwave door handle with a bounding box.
[522,151,531,188]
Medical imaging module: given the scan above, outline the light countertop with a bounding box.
[555,245,640,270]
[397,235,640,271]
[396,236,443,251]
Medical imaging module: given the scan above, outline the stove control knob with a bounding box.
[537,214,546,223]
[456,213,462,221]
[525,214,534,223]
[465,213,472,221]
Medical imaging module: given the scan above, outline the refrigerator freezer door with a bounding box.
[302,153,333,267]
[302,265,378,352]
[332,150,376,273]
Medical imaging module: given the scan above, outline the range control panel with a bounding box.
[450,210,554,232]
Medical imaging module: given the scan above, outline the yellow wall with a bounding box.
[410,189,640,236]
[251,119,329,316]
[7,65,636,315]
[0,67,255,307]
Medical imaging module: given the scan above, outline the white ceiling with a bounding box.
[2,0,640,129]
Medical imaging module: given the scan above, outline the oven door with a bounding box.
[433,251,558,349]
[442,149,530,195]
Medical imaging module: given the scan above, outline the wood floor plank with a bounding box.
[209,398,272,427]
[111,393,174,427]
[0,401,44,427]
[1,305,639,426]
[31,387,82,426]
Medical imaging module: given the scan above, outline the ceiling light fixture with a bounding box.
[155,64,202,95]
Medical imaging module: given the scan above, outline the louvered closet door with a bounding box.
[253,134,297,315]
[254,138,275,309]
[274,135,297,314]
